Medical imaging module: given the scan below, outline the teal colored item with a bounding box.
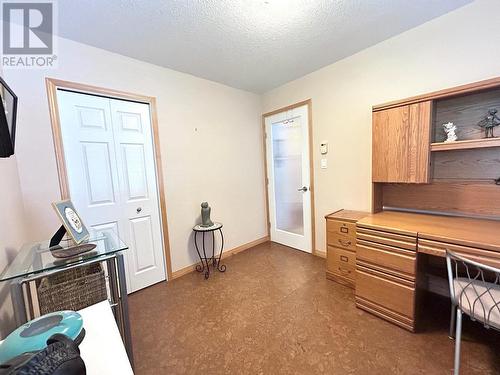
[0,311,83,364]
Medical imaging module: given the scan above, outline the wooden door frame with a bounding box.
[262,99,316,254]
[45,77,173,280]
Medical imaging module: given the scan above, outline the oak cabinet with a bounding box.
[372,101,432,183]
[325,210,367,289]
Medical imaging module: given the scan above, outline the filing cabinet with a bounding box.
[325,210,368,288]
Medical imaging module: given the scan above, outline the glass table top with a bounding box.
[0,230,128,282]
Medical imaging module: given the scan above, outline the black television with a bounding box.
[0,77,17,158]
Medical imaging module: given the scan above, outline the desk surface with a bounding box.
[357,211,500,252]
[325,209,368,222]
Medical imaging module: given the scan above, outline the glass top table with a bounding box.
[0,230,128,282]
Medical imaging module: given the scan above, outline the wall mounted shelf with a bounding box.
[430,137,500,152]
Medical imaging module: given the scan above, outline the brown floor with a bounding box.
[128,242,500,374]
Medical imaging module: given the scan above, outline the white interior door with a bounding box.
[265,104,312,252]
[56,90,166,293]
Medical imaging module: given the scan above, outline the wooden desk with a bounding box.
[354,211,500,332]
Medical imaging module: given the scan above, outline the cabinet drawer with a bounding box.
[356,265,415,319]
[357,227,416,251]
[418,239,500,268]
[357,240,416,280]
[327,232,356,251]
[327,220,356,240]
[327,246,355,280]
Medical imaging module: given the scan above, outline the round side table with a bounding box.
[192,222,226,279]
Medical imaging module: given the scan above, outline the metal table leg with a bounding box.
[193,232,204,273]
[215,228,226,272]
[106,257,121,324]
[192,228,226,278]
[116,252,134,368]
[10,278,27,326]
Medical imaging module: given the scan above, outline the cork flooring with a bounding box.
[128,241,500,374]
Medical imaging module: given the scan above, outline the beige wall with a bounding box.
[0,156,26,338]
[262,0,500,253]
[4,37,267,274]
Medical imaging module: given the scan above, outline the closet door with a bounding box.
[110,99,166,292]
[56,90,166,293]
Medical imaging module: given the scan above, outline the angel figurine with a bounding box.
[442,122,457,142]
[477,109,500,138]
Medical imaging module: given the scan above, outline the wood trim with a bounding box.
[171,236,270,279]
[149,97,173,279]
[373,76,500,112]
[45,78,154,103]
[308,101,316,254]
[262,99,316,253]
[46,79,70,198]
[326,271,355,288]
[45,77,173,280]
[261,116,271,237]
[313,249,326,259]
[262,99,312,118]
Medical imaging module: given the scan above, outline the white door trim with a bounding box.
[262,99,316,253]
[46,78,173,282]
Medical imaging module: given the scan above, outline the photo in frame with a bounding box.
[0,77,18,158]
[52,200,90,244]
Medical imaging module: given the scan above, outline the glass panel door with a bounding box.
[265,103,312,253]
[272,118,304,235]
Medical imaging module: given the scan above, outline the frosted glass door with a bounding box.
[272,120,304,235]
[265,104,312,253]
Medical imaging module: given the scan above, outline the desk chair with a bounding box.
[446,251,500,375]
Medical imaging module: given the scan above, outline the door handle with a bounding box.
[136,207,142,213]
[297,186,308,192]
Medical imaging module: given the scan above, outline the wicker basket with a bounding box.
[37,263,107,315]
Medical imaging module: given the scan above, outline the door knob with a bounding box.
[297,186,308,192]
[136,207,142,213]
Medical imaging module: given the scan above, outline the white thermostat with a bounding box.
[320,141,328,155]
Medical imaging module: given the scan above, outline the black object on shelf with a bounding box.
[49,225,67,248]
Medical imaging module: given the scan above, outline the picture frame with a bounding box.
[0,77,17,157]
[52,200,90,244]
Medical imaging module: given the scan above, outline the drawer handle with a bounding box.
[338,266,351,275]
[340,255,349,262]
[340,227,349,234]
[338,239,352,247]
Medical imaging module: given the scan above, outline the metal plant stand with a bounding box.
[192,223,226,279]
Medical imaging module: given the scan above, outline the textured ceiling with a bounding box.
[57,0,472,93]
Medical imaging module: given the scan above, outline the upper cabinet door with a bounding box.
[372,101,432,183]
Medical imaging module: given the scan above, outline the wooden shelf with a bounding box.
[430,137,500,151]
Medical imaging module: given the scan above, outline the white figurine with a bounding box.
[442,122,457,142]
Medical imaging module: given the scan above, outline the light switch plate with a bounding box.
[320,158,327,169]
